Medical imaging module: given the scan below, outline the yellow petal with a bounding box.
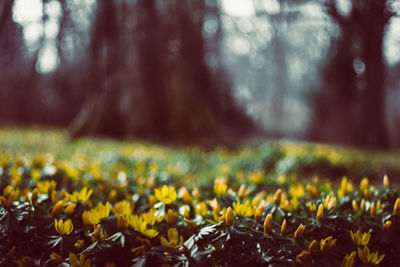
[69,253,79,267]
[168,228,179,243]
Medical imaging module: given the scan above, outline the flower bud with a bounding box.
[383,220,392,230]
[117,215,128,231]
[316,204,324,222]
[293,224,305,241]
[254,205,263,222]
[51,201,64,217]
[296,250,310,264]
[166,209,178,226]
[320,236,336,253]
[50,252,63,264]
[273,189,282,206]
[308,240,319,253]
[352,200,359,212]
[184,218,199,232]
[64,203,76,215]
[360,199,366,213]
[31,188,39,205]
[383,175,389,188]
[394,197,400,215]
[281,219,288,234]
[370,202,376,216]
[225,207,234,226]
[148,195,156,207]
[263,213,273,234]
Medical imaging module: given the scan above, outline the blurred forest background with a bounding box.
[1,0,400,147]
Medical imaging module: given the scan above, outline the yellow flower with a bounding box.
[160,228,184,248]
[360,178,369,191]
[129,215,159,238]
[178,188,192,204]
[65,203,76,215]
[383,175,389,188]
[237,185,250,200]
[254,204,263,221]
[308,203,317,214]
[36,180,56,194]
[281,219,287,234]
[194,202,208,217]
[316,204,324,222]
[273,189,282,206]
[320,236,336,252]
[82,202,111,226]
[350,230,370,247]
[51,201,64,217]
[383,220,392,230]
[296,250,310,264]
[308,240,319,253]
[166,209,179,226]
[370,202,376,216]
[394,197,400,215]
[289,184,304,199]
[293,224,305,241]
[341,251,356,267]
[154,185,177,204]
[352,200,359,212]
[69,252,91,267]
[64,187,92,203]
[233,201,254,217]
[54,219,73,235]
[263,213,273,234]
[357,246,385,265]
[249,171,263,185]
[225,207,234,226]
[112,200,133,216]
[214,181,227,196]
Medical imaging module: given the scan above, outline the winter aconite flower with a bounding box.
[320,236,336,253]
[263,213,273,234]
[112,200,133,216]
[64,187,93,203]
[350,230,370,247]
[82,202,111,226]
[69,252,91,267]
[54,219,73,235]
[293,224,305,241]
[225,207,234,226]
[129,215,159,238]
[233,201,254,217]
[341,251,356,267]
[154,185,176,204]
[357,247,385,265]
[160,228,184,248]
[214,181,227,196]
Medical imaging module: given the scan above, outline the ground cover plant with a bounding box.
[0,129,400,266]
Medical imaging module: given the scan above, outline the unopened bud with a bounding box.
[51,201,64,217]
[273,189,282,206]
[184,218,199,232]
[316,204,324,222]
[225,207,234,226]
[394,198,400,215]
[263,213,273,234]
[293,224,305,241]
[254,205,263,222]
[281,219,288,234]
[383,175,389,188]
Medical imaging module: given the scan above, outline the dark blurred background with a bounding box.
[1,0,400,147]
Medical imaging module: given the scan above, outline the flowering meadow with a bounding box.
[0,129,400,266]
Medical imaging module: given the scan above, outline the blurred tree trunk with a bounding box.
[311,0,393,147]
[358,0,391,147]
[68,0,125,139]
